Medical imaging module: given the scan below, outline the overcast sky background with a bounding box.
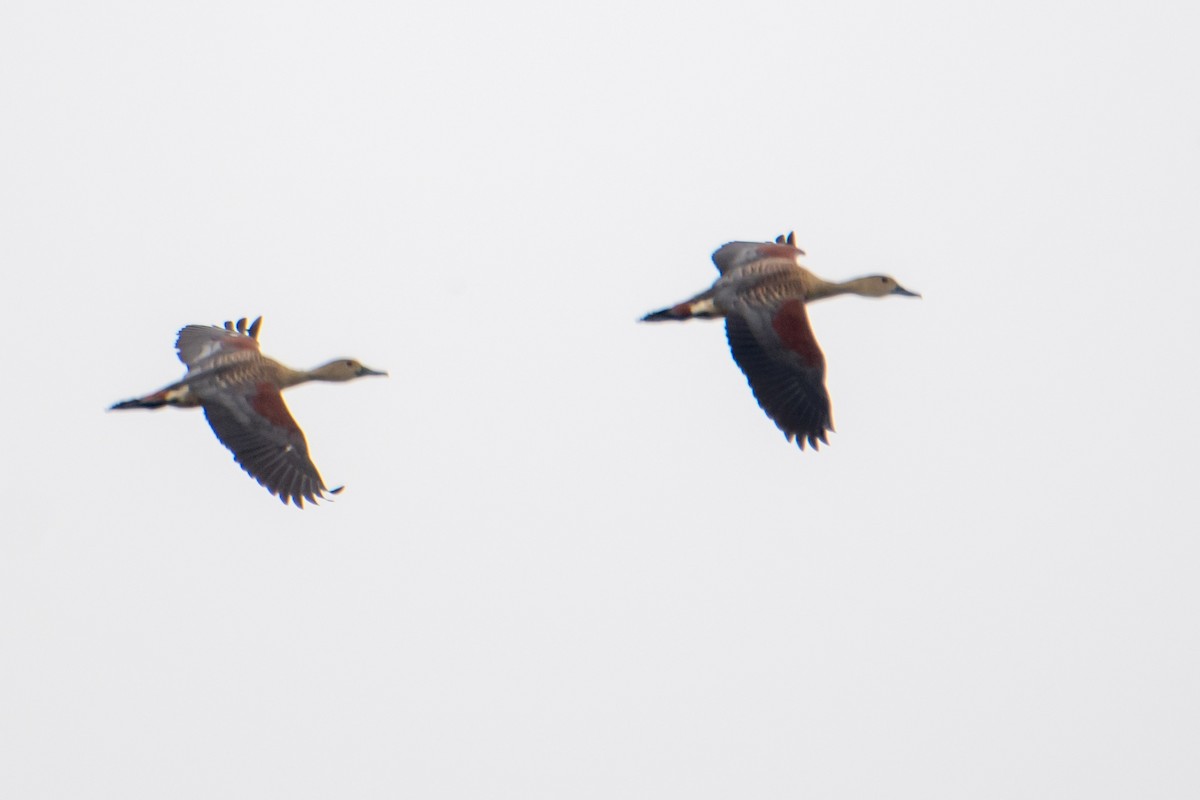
[2,1,1198,797]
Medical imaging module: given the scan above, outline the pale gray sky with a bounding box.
[2,0,1198,797]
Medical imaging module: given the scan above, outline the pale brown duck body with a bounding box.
[111,317,386,507]
[642,232,919,450]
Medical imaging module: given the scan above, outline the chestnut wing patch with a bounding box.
[770,299,826,370]
[250,383,302,432]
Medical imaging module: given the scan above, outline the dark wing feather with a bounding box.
[201,391,333,508]
[725,310,833,450]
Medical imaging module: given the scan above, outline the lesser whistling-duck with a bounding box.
[641,232,919,450]
[111,316,385,507]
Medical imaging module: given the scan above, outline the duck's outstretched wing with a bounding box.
[201,386,339,508]
[724,298,833,450]
[175,317,263,370]
[711,234,805,275]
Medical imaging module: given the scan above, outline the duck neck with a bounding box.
[807,276,876,301]
[276,365,316,389]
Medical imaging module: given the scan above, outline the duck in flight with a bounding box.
[641,232,919,450]
[110,316,386,507]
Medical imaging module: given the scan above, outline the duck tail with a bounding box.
[109,392,167,410]
[641,294,719,322]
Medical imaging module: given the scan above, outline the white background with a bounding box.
[2,1,1198,797]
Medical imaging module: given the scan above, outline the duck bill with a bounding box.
[892,285,921,298]
[359,366,388,377]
